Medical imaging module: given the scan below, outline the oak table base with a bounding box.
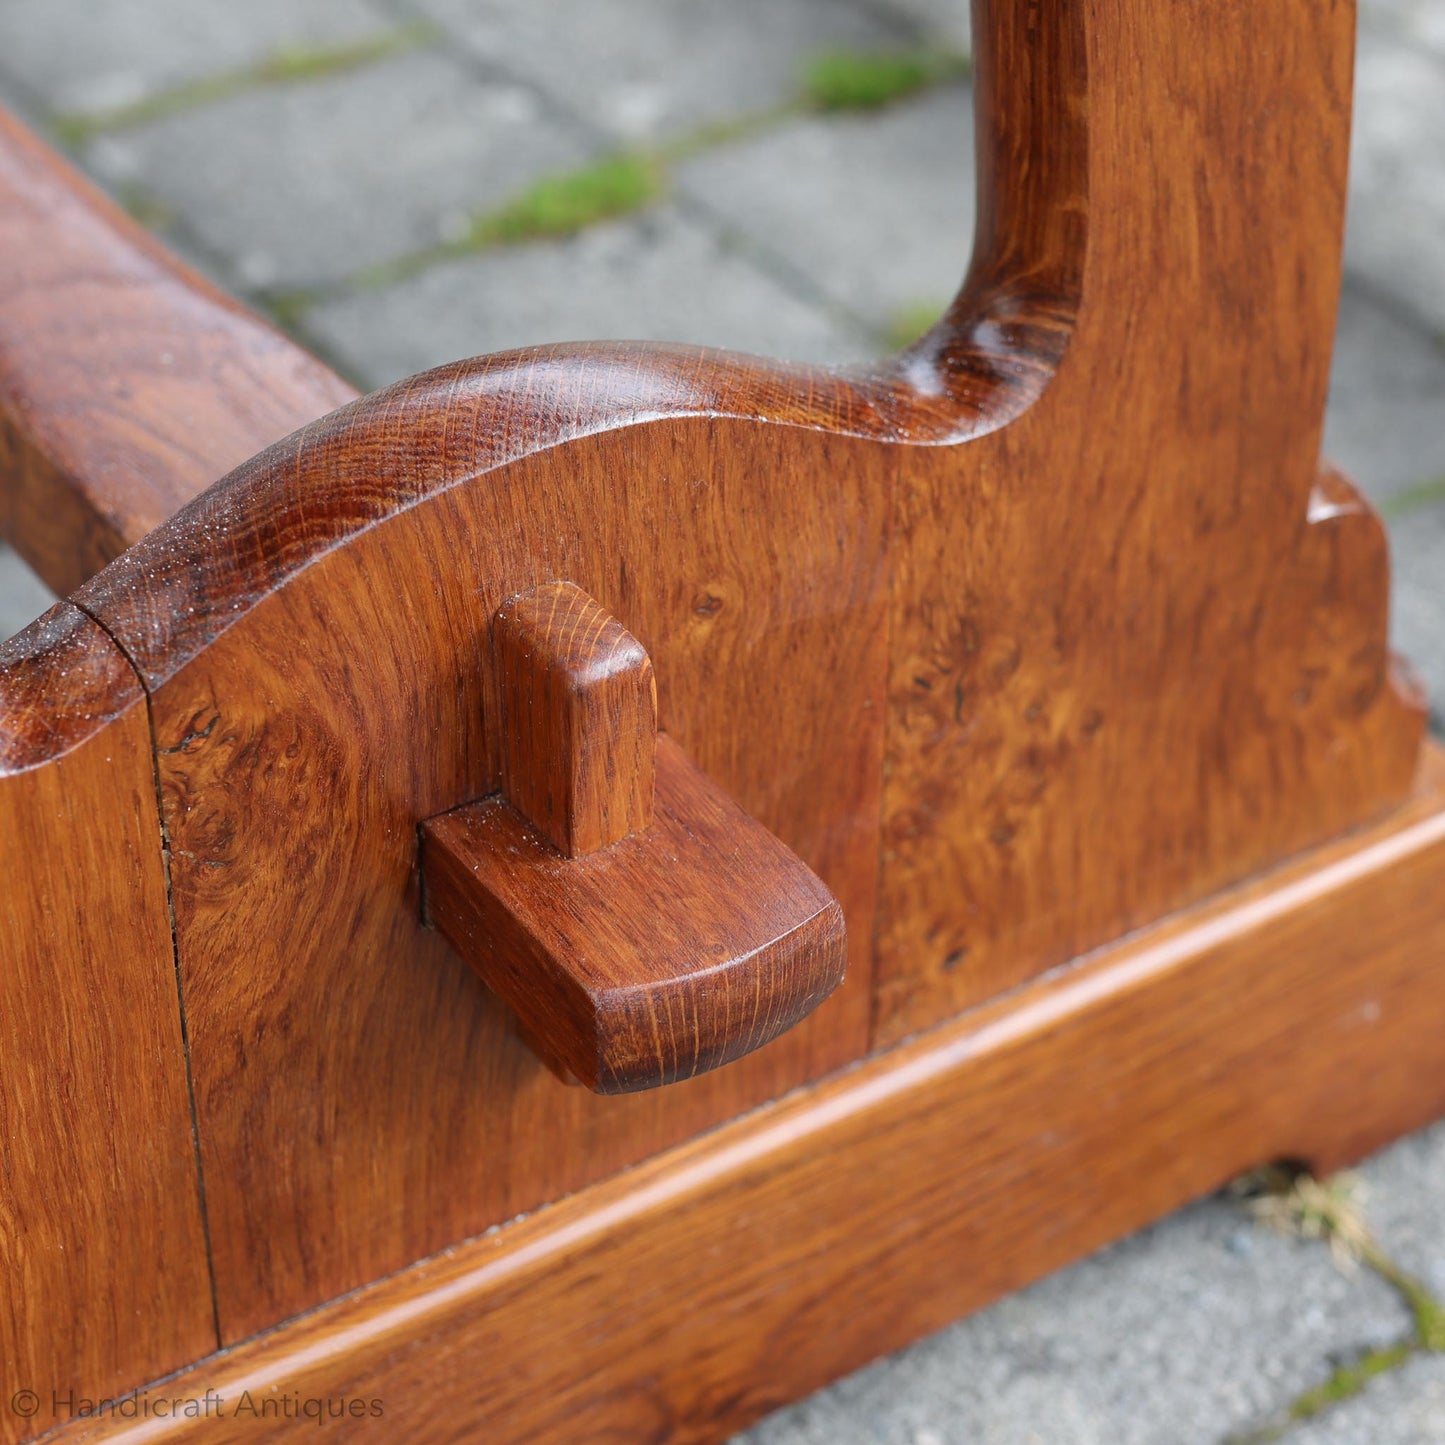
[42,746,1445,1445]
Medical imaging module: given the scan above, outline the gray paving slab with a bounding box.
[1284,1351,1445,1445]
[1346,29,1445,340]
[866,0,975,52]
[0,545,57,645]
[736,1198,1411,1445]
[676,84,974,335]
[82,49,597,292]
[305,204,873,390]
[0,0,398,118]
[1360,0,1445,60]
[409,0,902,144]
[1356,1119,1445,1301]
[1325,288,1445,509]
[1388,502,1445,716]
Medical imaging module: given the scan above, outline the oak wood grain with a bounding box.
[78,402,891,1343]
[44,747,1445,1445]
[494,581,656,857]
[871,0,1424,1040]
[0,605,214,1445]
[424,734,847,1092]
[37,0,1416,1346]
[0,104,357,594]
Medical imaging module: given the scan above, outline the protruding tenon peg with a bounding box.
[421,580,847,1093]
[494,581,656,857]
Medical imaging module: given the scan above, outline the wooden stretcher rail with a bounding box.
[0,107,356,593]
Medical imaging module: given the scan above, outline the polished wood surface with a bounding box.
[0,606,214,1445]
[45,748,1445,1445]
[0,0,1435,1427]
[425,734,847,1092]
[0,0,1419,1350]
[427,582,845,1091]
[0,106,356,594]
[77,386,890,1342]
[494,581,658,858]
[871,0,1423,1041]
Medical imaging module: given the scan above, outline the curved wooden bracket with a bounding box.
[421,583,846,1092]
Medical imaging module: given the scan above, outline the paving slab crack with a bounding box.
[1222,1165,1445,1444]
[263,35,967,335]
[50,22,442,145]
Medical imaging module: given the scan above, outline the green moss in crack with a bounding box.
[1379,473,1445,520]
[469,153,665,246]
[52,23,438,144]
[352,152,667,289]
[884,301,948,351]
[1288,1343,1412,1421]
[800,47,970,112]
